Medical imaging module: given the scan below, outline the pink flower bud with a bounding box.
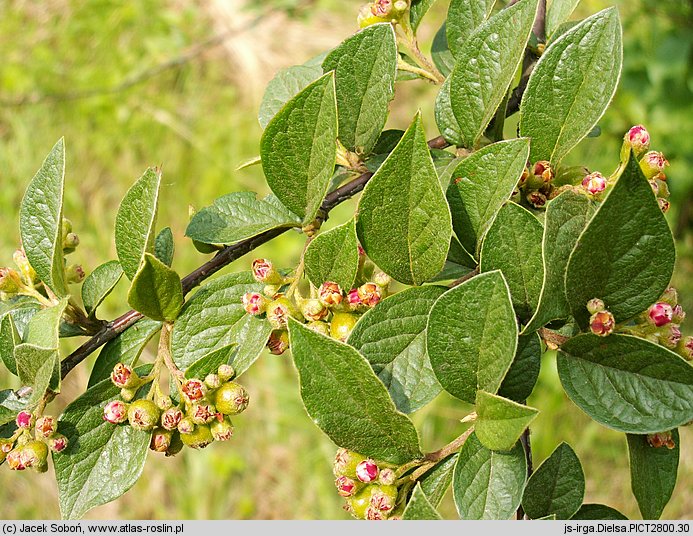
[34,416,56,439]
[267,330,290,355]
[662,325,682,349]
[581,172,607,195]
[371,0,393,17]
[6,448,28,471]
[66,264,85,284]
[347,288,362,308]
[242,292,268,315]
[647,431,675,449]
[16,411,34,430]
[357,283,382,308]
[373,271,391,288]
[318,281,343,307]
[111,363,138,389]
[150,428,173,453]
[672,304,686,324]
[379,468,396,486]
[251,258,281,284]
[589,310,615,337]
[181,379,207,403]
[301,299,328,322]
[335,475,358,497]
[658,198,670,213]
[161,408,184,431]
[190,403,216,425]
[47,434,69,453]
[358,244,366,257]
[639,151,669,179]
[103,400,129,424]
[355,459,379,483]
[648,302,673,327]
[586,298,605,315]
[624,125,650,156]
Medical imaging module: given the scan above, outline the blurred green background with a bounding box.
[0,0,691,520]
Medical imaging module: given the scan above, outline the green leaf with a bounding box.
[19,138,69,297]
[522,191,594,334]
[55,376,150,520]
[558,335,693,433]
[431,237,476,283]
[571,504,628,520]
[0,314,20,375]
[480,202,544,320]
[154,227,174,267]
[450,0,539,148]
[419,454,458,507]
[446,139,530,255]
[288,318,422,464]
[546,0,581,37]
[427,271,518,404]
[81,261,124,317]
[403,483,443,520]
[520,8,622,164]
[356,113,452,285]
[258,63,323,129]
[434,78,461,146]
[0,389,29,426]
[432,24,455,78]
[627,431,679,520]
[184,344,236,380]
[453,432,527,519]
[171,272,271,376]
[304,219,360,291]
[410,0,437,30]
[185,192,301,245]
[127,254,183,322]
[261,72,338,224]
[446,0,496,57]
[565,155,676,329]
[522,442,585,519]
[88,319,161,388]
[322,24,397,155]
[348,286,445,413]
[475,391,538,451]
[0,298,42,339]
[115,167,162,280]
[499,332,542,402]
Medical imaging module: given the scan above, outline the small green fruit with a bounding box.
[214,382,249,415]
[180,424,214,449]
[330,312,358,342]
[127,399,160,431]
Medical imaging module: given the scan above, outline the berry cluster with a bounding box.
[2,411,68,472]
[103,362,248,454]
[245,255,391,356]
[357,0,409,28]
[333,448,403,520]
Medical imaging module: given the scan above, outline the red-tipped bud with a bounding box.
[266,297,299,329]
[357,283,382,308]
[649,179,660,196]
[111,363,140,389]
[677,336,693,361]
[586,298,605,315]
[267,330,290,355]
[335,475,358,497]
[34,416,56,439]
[63,232,80,253]
[180,424,214,449]
[370,485,398,512]
[66,264,85,284]
[6,448,28,471]
[640,151,669,179]
[190,403,216,425]
[150,428,173,453]
[533,161,554,183]
[127,399,160,431]
[658,198,670,213]
[526,191,547,208]
[347,288,362,309]
[371,0,393,17]
[103,400,129,424]
[623,125,650,158]
[161,408,184,430]
[214,382,249,415]
[301,298,328,322]
[582,172,607,195]
[379,468,396,486]
[0,268,23,294]
[242,292,268,315]
[217,364,235,382]
[319,281,344,307]
[330,312,358,342]
[306,321,330,337]
[358,244,366,257]
[647,431,675,449]
[177,417,195,435]
[648,302,673,327]
[672,304,686,325]
[355,459,379,483]
[333,448,366,478]
[47,434,69,453]
[10,441,49,473]
[181,378,207,403]
[590,310,615,337]
[251,258,282,284]
[366,507,385,520]
[662,325,682,350]
[16,411,34,430]
[210,417,234,442]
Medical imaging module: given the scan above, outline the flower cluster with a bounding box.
[2,412,68,472]
[357,0,409,28]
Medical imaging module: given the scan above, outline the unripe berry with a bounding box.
[267,330,290,355]
[181,378,207,403]
[22,441,49,472]
[66,264,85,284]
[16,411,34,430]
[357,4,388,28]
[251,258,282,284]
[63,232,80,253]
[217,364,236,382]
[349,486,373,519]
[335,475,358,497]
[47,434,69,453]
[357,283,382,308]
[300,298,328,322]
[622,125,650,159]
[581,172,607,195]
[589,310,615,337]
[378,468,396,486]
[165,432,184,457]
[648,302,673,327]
[103,400,129,424]
[369,484,398,513]
[0,268,23,295]
[661,325,682,350]
[373,271,391,289]
[61,217,73,238]
[586,298,605,315]
[330,312,358,342]
[333,448,366,478]
[639,151,669,179]
[111,363,140,389]
[677,337,693,361]
[210,417,234,441]
[156,396,173,411]
[318,281,343,307]
[647,431,675,449]
[355,458,379,482]
[150,428,173,453]
[180,424,214,449]
[214,382,249,415]
[306,321,330,337]
[266,297,299,329]
[190,403,216,425]
[649,179,660,196]
[204,373,221,390]
[161,408,184,431]
[393,0,408,12]
[242,292,268,316]
[13,249,37,286]
[34,416,56,439]
[177,417,196,435]
[127,399,160,431]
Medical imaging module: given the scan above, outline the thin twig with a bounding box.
[516,427,534,520]
[449,266,480,288]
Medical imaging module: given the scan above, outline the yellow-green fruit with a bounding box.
[25,441,49,473]
[127,399,160,431]
[333,448,366,478]
[330,312,358,342]
[214,382,250,415]
[348,485,375,519]
[180,424,214,449]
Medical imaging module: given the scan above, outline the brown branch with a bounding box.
[449,266,480,288]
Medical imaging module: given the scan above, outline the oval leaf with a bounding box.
[322,24,397,155]
[475,390,538,451]
[498,332,542,402]
[403,483,443,520]
[558,334,693,433]
[304,219,360,291]
[480,202,544,321]
[432,24,455,78]
[356,113,452,285]
[450,0,539,148]
[288,318,422,464]
[434,77,462,146]
[184,344,236,380]
[0,314,20,376]
[154,227,174,267]
[627,430,679,520]
[571,504,628,521]
[565,154,676,329]
[546,0,581,37]
[520,8,622,163]
[81,261,124,317]
[446,139,530,255]
[258,63,323,129]
[446,0,496,57]
[186,192,300,246]
[419,454,458,507]
[127,253,183,322]
[348,286,445,413]
[453,432,527,519]
[115,167,162,280]
[19,138,69,297]
[261,72,338,224]
[522,442,585,519]
[427,271,518,404]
